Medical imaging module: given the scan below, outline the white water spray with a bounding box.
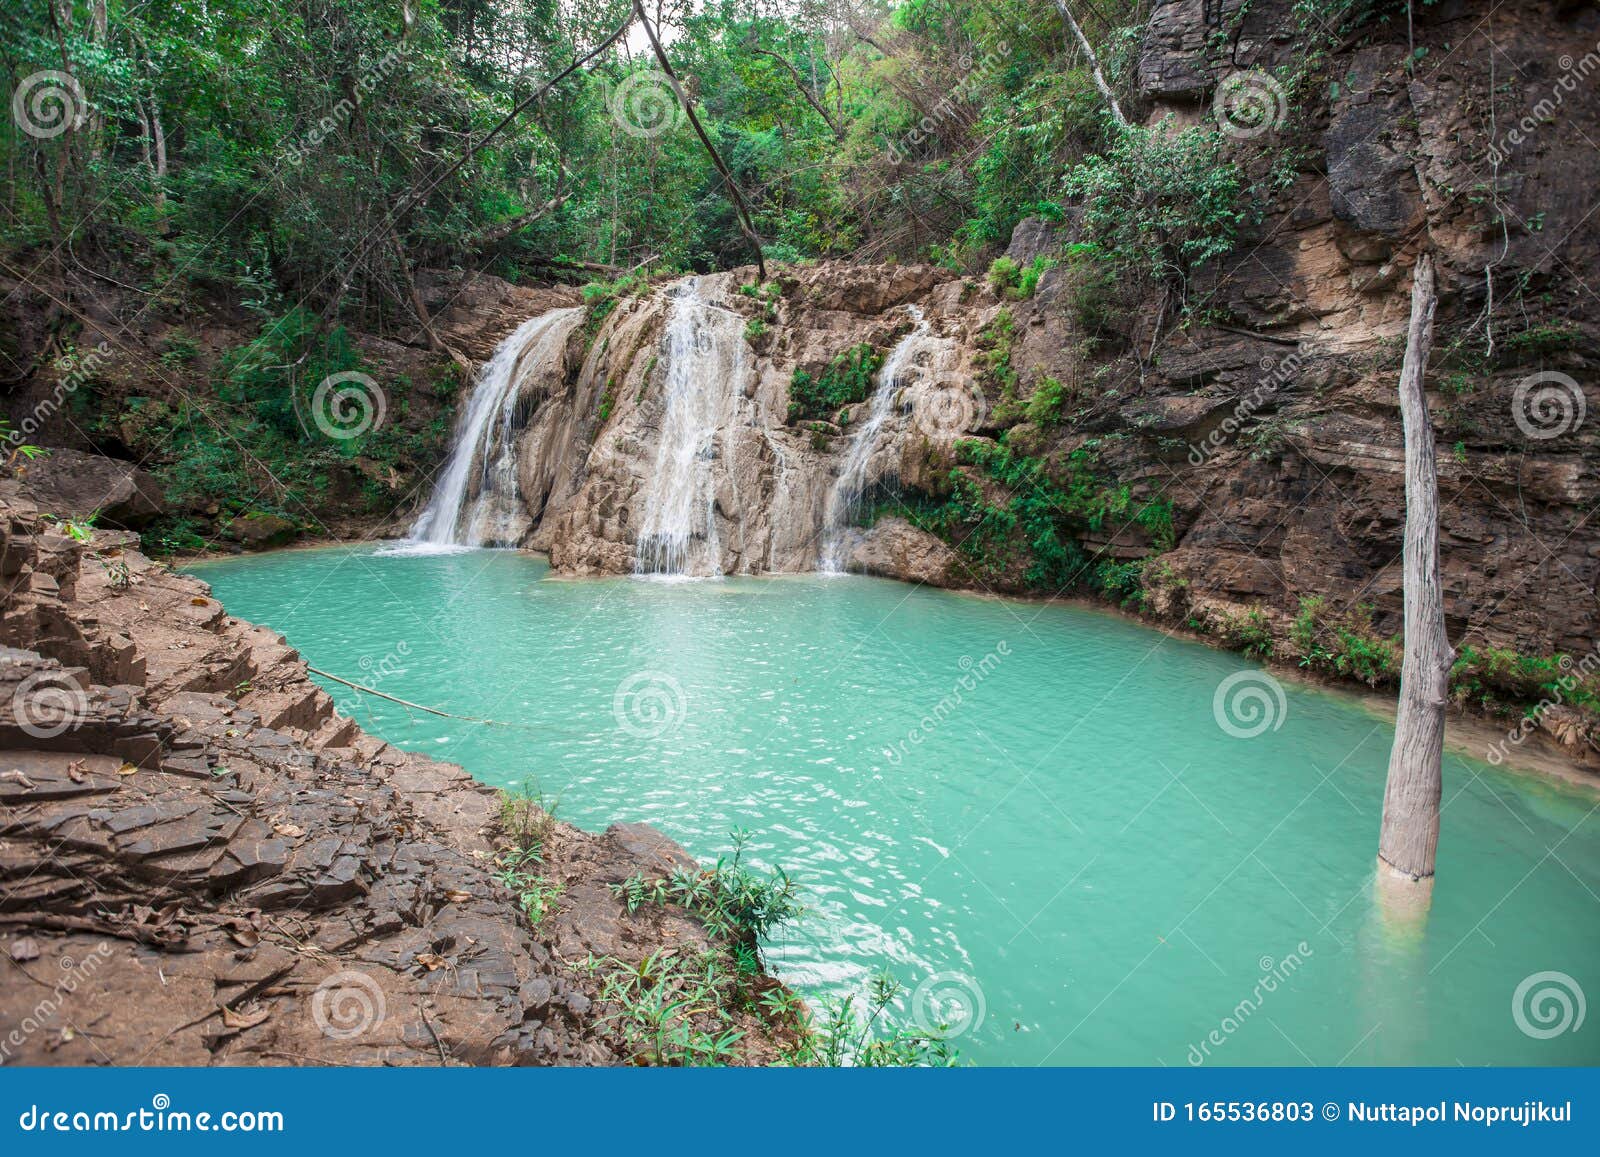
[633,278,749,577]
[407,307,582,549]
[819,307,933,571]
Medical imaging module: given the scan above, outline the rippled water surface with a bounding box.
[188,546,1600,1065]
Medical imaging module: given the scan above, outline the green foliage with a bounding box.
[587,948,747,1066]
[582,274,647,341]
[986,256,1020,293]
[787,344,884,423]
[977,308,1019,400]
[1,422,47,473]
[498,783,559,857]
[778,971,960,1067]
[1023,377,1070,425]
[495,784,564,926]
[990,253,1058,300]
[1062,119,1246,292]
[613,829,802,943]
[1015,254,1058,299]
[921,435,1174,593]
[1290,596,1401,686]
[1450,647,1600,717]
[1219,606,1276,658]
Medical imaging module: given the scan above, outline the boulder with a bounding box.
[225,511,299,547]
[848,517,962,587]
[4,447,164,528]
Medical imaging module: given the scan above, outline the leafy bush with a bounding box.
[787,343,884,422]
[1062,118,1245,292]
[986,255,1020,293]
[1290,596,1400,686]
[613,829,802,943]
[1450,646,1600,716]
[920,435,1173,592]
[1015,254,1057,299]
[1023,376,1070,425]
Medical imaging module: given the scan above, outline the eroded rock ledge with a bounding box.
[0,500,785,1065]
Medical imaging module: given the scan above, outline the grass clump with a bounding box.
[614,828,802,943]
[584,948,748,1066]
[777,972,959,1067]
[494,784,563,926]
[1289,596,1400,686]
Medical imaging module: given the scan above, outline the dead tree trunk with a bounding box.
[1052,0,1129,129]
[634,0,766,280]
[753,48,845,140]
[1378,252,1450,884]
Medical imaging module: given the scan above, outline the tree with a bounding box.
[1377,252,1451,896]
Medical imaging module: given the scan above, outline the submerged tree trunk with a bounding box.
[1378,252,1450,889]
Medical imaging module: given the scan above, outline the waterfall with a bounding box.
[407,307,582,550]
[633,278,748,577]
[819,307,931,572]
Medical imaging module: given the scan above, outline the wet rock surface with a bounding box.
[0,508,784,1065]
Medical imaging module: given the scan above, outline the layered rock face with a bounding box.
[0,497,786,1065]
[437,263,984,580]
[435,0,1596,674]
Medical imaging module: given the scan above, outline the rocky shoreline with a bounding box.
[0,496,793,1066]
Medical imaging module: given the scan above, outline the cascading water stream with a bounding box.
[819,307,931,572]
[408,307,582,549]
[633,278,749,577]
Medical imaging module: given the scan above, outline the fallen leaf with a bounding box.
[220,1004,270,1030]
[415,952,446,971]
[9,936,40,962]
[117,763,139,777]
[443,890,472,903]
[1,770,36,789]
[272,822,303,838]
[67,759,87,783]
[228,927,260,948]
[190,597,209,606]
[138,602,150,612]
